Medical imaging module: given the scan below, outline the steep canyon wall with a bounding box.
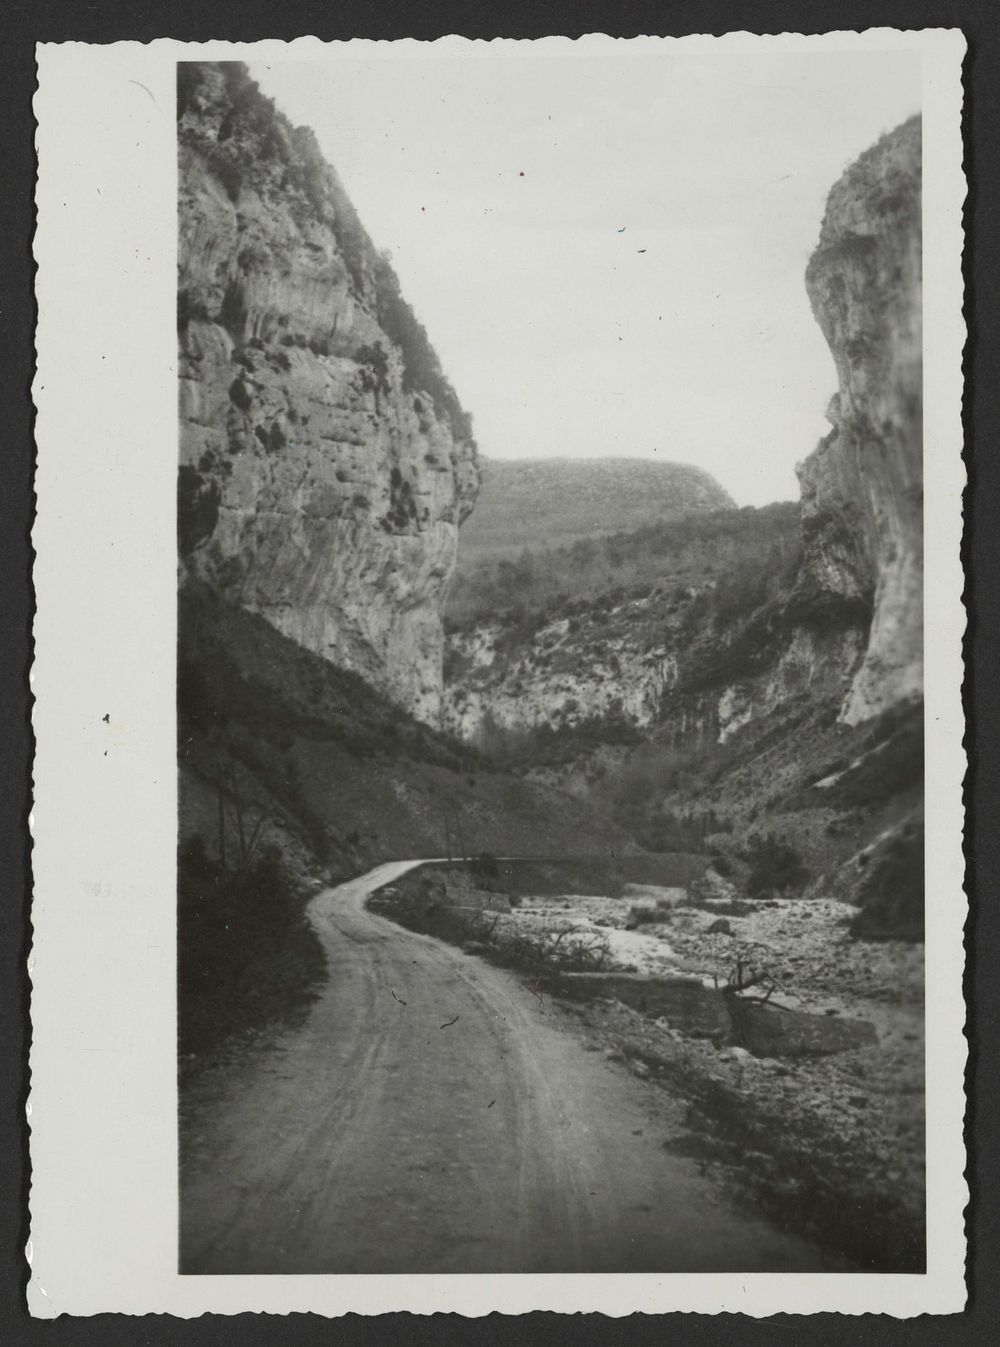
[799,115,923,724]
[177,62,478,723]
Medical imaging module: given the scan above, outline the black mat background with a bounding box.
[2,1,996,1342]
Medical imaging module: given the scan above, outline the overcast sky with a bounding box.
[248,45,919,506]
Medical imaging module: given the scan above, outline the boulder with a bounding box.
[707,918,733,935]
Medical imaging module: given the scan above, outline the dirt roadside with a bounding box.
[179,860,846,1273]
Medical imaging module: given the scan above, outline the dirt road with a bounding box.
[180,860,840,1273]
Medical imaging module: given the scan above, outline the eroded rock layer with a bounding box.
[177,62,478,723]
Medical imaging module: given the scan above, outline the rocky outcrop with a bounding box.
[442,500,837,749]
[799,116,922,724]
[444,611,681,741]
[177,62,477,723]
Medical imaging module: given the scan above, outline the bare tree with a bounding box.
[715,957,792,1010]
[214,764,269,870]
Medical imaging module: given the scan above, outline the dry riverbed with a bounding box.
[374,869,925,1270]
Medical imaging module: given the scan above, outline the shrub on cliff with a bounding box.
[177,467,220,554]
[372,250,474,444]
[228,377,252,411]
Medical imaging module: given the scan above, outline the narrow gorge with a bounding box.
[178,68,923,939]
[176,63,927,1277]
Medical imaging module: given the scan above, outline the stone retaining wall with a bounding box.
[553,973,732,1041]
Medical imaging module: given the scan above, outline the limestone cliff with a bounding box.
[799,116,922,724]
[177,62,478,723]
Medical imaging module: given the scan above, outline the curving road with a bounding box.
[180,860,838,1274]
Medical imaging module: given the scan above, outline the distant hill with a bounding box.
[457,457,735,565]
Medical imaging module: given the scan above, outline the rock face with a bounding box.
[177,62,477,723]
[443,501,826,748]
[444,613,682,742]
[443,118,923,747]
[799,116,922,724]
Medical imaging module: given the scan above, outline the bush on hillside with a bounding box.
[744,833,810,897]
[177,836,327,1063]
[469,851,500,882]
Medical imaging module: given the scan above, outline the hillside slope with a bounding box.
[179,584,631,885]
[456,456,734,567]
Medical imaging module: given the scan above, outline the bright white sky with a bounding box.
[249,46,919,506]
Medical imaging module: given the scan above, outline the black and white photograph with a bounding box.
[29,29,967,1316]
[176,45,926,1276]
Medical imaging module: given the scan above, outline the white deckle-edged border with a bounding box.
[30,28,967,1317]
